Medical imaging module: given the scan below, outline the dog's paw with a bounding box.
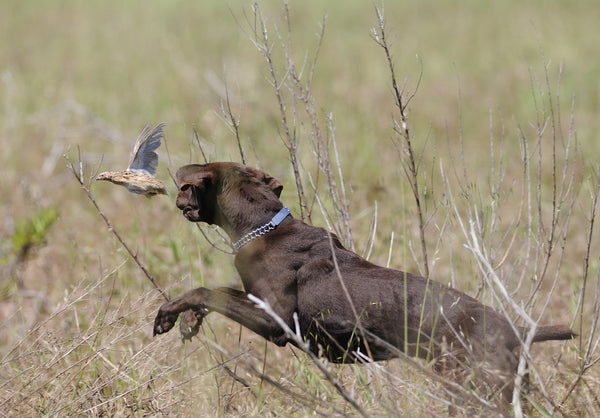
[153,303,180,336]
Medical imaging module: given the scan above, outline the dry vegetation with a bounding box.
[1,1,599,416]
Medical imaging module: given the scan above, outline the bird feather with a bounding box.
[127,122,166,176]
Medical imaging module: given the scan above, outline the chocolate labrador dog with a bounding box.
[153,162,575,399]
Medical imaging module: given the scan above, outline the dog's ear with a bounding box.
[263,174,283,198]
[244,166,283,198]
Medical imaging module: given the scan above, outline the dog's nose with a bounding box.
[175,195,187,210]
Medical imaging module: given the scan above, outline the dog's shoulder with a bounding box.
[278,219,343,253]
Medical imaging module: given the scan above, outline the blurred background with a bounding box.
[1,0,598,415]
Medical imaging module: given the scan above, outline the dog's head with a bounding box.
[175,162,283,227]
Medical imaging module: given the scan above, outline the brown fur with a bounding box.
[154,162,576,401]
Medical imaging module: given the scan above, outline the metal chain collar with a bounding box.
[232,207,291,251]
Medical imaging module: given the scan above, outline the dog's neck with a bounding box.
[214,198,287,245]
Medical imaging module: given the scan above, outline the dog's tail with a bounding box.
[529,324,577,343]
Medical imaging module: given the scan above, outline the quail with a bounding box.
[96,122,168,197]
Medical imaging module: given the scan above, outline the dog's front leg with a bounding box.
[153,287,291,345]
[178,288,246,341]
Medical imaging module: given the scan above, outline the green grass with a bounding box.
[1,0,599,415]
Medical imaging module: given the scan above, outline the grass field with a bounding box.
[1,0,599,416]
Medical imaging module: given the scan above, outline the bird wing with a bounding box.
[126,122,166,176]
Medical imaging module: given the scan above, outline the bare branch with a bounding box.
[65,150,169,302]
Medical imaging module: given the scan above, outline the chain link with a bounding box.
[232,207,291,251]
[233,222,276,251]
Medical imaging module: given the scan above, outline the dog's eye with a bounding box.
[180,184,191,192]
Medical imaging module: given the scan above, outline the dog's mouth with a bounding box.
[182,207,201,222]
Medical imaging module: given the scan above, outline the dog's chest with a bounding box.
[235,248,298,300]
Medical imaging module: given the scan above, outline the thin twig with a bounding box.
[251,3,309,221]
[65,149,169,302]
[248,294,369,418]
[219,69,246,164]
[372,2,429,277]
